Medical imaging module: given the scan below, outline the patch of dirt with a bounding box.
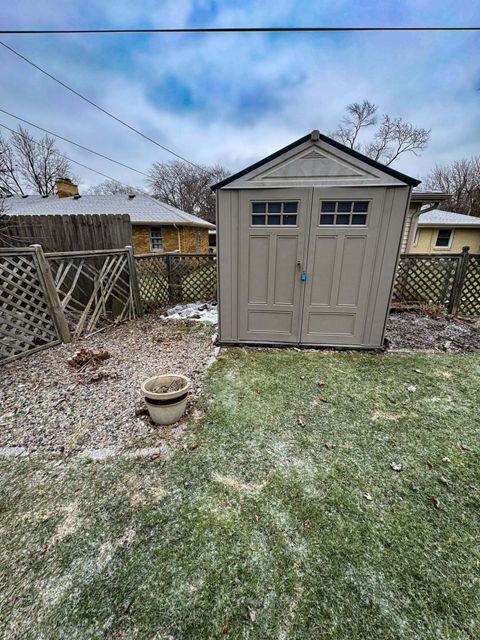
[385,311,480,352]
[0,312,215,455]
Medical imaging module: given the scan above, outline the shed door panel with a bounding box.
[300,188,385,345]
[238,189,311,343]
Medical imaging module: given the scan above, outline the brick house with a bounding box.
[3,179,215,254]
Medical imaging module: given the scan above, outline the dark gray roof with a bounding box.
[211,131,421,190]
[2,194,215,228]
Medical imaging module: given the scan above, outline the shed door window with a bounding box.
[251,202,298,226]
[319,201,369,226]
[435,229,453,248]
[150,227,163,251]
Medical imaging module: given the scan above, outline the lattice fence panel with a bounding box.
[459,255,480,316]
[135,255,169,312]
[135,253,217,310]
[393,255,459,307]
[171,254,217,303]
[47,250,135,337]
[0,250,59,362]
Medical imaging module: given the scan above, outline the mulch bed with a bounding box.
[385,310,480,352]
[0,312,215,455]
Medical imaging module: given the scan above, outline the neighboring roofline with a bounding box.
[130,220,215,229]
[211,131,421,190]
[418,221,480,228]
[410,191,451,202]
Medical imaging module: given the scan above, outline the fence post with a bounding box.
[31,244,72,343]
[166,253,182,304]
[125,245,144,317]
[448,246,470,315]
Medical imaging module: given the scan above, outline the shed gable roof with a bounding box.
[212,131,420,190]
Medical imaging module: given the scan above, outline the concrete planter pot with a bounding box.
[141,374,191,425]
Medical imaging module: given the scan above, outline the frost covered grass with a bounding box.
[0,350,479,639]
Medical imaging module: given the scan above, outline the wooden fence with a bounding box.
[1,213,132,252]
[0,245,141,364]
[393,247,480,316]
[135,253,217,312]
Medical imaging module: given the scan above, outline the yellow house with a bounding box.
[3,179,215,255]
[401,191,451,252]
[410,209,480,254]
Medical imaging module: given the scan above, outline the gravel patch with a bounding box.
[0,312,216,455]
[385,310,480,352]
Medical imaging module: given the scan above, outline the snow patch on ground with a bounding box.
[161,302,218,325]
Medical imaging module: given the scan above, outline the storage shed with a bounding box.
[212,130,420,348]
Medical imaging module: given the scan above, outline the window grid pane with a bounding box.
[319,201,369,226]
[251,202,298,226]
[150,228,163,250]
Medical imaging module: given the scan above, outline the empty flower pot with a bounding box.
[141,374,191,425]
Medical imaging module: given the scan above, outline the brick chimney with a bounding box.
[55,177,79,198]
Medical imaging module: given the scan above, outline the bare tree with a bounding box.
[146,161,229,224]
[0,126,74,196]
[425,157,480,216]
[85,179,143,195]
[331,101,430,166]
[332,100,378,149]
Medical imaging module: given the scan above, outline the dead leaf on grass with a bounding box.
[407,384,417,393]
[426,459,433,469]
[363,492,373,501]
[461,443,472,451]
[442,456,451,463]
[413,369,423,374]
[429,496,441,509]
[247,607,257,622]
[303,519,312,529]
[222,623,230,634]
[318,396,329,403]
[324,442,336,450]
[297,416,306,428]
[318,380,327,387]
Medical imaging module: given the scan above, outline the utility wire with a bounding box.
[0,40,206,171]
[0,120,139,189]
[0,26,478,34]
[0,107,149,177]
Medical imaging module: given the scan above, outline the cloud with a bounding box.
[0,0,479,190]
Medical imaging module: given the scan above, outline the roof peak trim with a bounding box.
[211,131,420,189]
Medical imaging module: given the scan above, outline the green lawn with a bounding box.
[0,350,479,639]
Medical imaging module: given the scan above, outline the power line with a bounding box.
[0,120,138,189]
[0,26,478,34]
[0,41,205,171]
[0,107,150,178]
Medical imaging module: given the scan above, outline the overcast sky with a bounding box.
[0,0,479,191]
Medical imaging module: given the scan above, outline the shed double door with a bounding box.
[238,187,383,345]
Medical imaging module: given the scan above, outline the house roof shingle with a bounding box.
[2,194,215,228]
[418,209,480,227]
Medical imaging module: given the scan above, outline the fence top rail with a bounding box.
[134,252,215,259]
[0,246,37,255]
[44,248,130,259]
[401,253,467,259]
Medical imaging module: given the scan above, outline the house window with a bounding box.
[251,202,298,226]
[319,201,369,225]
[435,228,453,248]
[150,227,163,251]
